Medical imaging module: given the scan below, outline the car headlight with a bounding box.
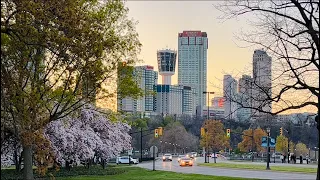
[162,156,165,159]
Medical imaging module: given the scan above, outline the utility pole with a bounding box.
[140,128,143,162]
[251,128,254,162]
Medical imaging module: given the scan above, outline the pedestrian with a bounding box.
[284,154,286,163]
[300,154,303,164]
[280,154,284,163]
[306,154,309,164]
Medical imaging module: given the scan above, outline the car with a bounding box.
[179,157,193,166]
[117,156,139,164]
[186,153,195,159]
[191,152,198,157]
[177,155,185,162]
[162,154,173,161]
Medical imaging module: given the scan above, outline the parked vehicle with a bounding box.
[117,156,139,164]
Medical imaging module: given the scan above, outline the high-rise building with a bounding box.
[157,49,177,85]
[178,31,208,108]
[252,49,272,116]
[154,47,196,116]
[154,85,196,116]
[237,75,253,122]
[117,65,158,115]
[223,75,238,120]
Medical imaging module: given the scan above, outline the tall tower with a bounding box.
[223,75,238,120]
[157,49,177,85]
[178,31,208,107]
[252,49,272,116]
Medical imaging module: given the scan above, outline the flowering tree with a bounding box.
[44,105,132,167]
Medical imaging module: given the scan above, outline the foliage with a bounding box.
[44,105,132,165]
[149,121,199,152]
[237,128,267,153]
[1,0,141,178]
[275,135,288,154]
[200,120,230,151]
[295,142,309,156]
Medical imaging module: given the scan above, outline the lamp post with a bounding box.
[315,147,319,162]
[266,127,271,170]
[203,91,215,164]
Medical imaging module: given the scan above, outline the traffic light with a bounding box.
[227,129,231,137]
[158,127,163,136]
[280,127,283,136]
[155,129,159,138]
[201,128,205,137]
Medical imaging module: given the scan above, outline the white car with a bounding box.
[117,156,139,164]
[162,154,173,161]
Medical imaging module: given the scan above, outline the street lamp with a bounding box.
[203,91,214,164]
[266,127,271,170]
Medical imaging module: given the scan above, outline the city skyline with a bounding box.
[126,1,316,114]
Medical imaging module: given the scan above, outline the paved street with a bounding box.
[137,157,317,180]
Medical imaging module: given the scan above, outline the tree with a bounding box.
[45,105,131,167]
[149,121,199,153]
[215,1,319,177]
[238,128,267,153]
[200,120,230,153]
[295,142,309,156]
[276,135,288,154]
[1,0,142,179]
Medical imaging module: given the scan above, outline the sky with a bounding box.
[126,1,255,98]
[123,1,316,113]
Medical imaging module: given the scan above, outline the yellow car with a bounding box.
[179,157,193,166]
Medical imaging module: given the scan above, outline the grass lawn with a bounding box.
[198,163,317,174]
[60,167,258,180]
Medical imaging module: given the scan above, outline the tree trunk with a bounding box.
[23,145,34,180]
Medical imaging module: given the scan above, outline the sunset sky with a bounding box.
[123,1,316,113]
[126,1,256,97]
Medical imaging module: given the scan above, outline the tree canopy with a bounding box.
[1,0,142,179]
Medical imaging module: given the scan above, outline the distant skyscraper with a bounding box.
[178,31,208,108]
[252,49,272,116]
[117,65,158,114]
[157,49,177,85]
[223,75,238,120]
[237,75,253,122]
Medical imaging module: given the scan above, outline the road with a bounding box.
[137,157,317,180]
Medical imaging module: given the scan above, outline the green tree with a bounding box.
[1,0,141,179]
[275,135,288,154]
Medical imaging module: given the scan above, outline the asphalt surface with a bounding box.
[137,157,317,180]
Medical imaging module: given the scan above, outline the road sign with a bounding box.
[261,136,276,147]
[128,149,133,156]
[150,146,158,157]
